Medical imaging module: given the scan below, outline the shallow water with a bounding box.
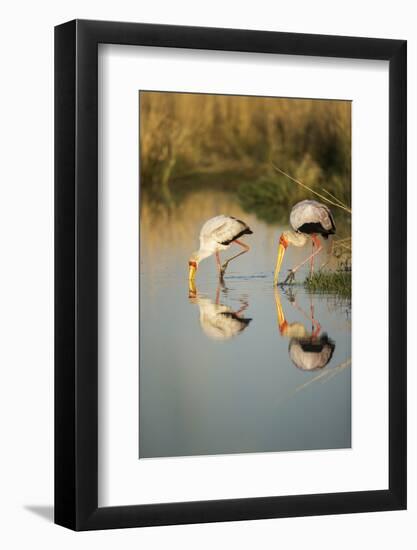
[139,190,351,458]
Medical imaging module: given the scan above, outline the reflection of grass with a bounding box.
[304,270,351,298]
[275,358,351,410]
[293,359,351,392]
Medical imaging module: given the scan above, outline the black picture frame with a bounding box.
[55,19,407,531]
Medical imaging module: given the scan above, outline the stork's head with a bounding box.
[188,252,199,282]
[273,230,307,285]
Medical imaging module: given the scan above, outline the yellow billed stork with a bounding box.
[274,200,336,286]
[188,215,253,282]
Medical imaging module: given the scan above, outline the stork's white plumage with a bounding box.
[274,200,336,285]
[188,215,253,282]
[289,200,335,234]
[274,288,335,371]
[289,336,335,371]
[191,295,252,341]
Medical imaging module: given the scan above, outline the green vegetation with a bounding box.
[237,176,289,224]
[140,91,351,217]
[238,161,350,223]
[304,270,351,298]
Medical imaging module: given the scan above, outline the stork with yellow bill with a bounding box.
[274,200,336,286]
[188,215,253,282]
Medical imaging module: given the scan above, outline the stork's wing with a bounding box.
[289,342,333,371]
[323,204,336,232]
[316,203,336,231]
[290,200,335,232]
[200,310,251,341]
[200,216,251,246]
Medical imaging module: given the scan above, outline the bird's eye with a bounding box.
[189,261,197,268]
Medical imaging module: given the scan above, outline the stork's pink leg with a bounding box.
[288,291,322,335]
[220,240,250,278]
[290,235,322,276]
[215,283,220,305]
[235,301,249,317]
[310,299,321,336]
[215,251,222,275]
[310,239,315,277]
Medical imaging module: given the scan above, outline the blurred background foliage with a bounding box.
[139,91,351,225]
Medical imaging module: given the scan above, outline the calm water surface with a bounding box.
[139,190,351,458]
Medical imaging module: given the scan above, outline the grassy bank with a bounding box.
[304,270,351,298]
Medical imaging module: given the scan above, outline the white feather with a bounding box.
[193,296,251,341]
[199,215,251,252]
[289,339,334,371]
[290,200,335,232]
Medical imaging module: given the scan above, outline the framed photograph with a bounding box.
[55,19,406,530]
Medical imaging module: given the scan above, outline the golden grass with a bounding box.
[139,91,351,204]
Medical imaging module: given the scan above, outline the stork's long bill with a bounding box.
[188,261,198,282]
[273,234,288,285]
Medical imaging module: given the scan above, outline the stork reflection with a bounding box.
[189,280,252,341]
[275,288,335,371]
